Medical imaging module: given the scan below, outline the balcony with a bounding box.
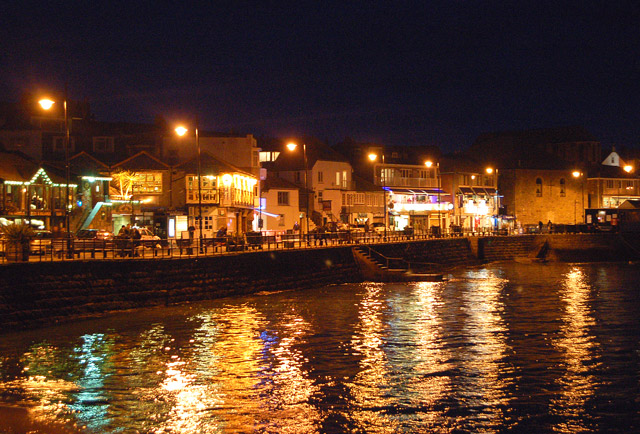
[375,176,438,189]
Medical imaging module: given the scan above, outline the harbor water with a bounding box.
[0,262,639,433]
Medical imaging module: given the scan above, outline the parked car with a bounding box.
[30,230,53,254]
[372,223,387,235]
[134,227,160,241]
[76,229,113,240]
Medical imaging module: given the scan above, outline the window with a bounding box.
[204,215,213,230]
[536,178,543,197]
[278,214,285,226]
[318,171,324,183]
[186,175,217,203]
[606,180,614,189]
[560,178,566,196]
[135,172,163,194]
[294,172,301,183]
[252,150,259,167]
[277,191,289,205]
[92,137,115,153]
[53,136,75,153]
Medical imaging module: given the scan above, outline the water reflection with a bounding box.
[550,266,599,433]
[403,281,452,429]
[0,263,639,433]
[457,268,512,430]
[347,282,396,433]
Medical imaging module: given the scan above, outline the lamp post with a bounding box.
[425,161,442,236]
[287,142,309,243]
[486,167,499,231]
[572,171,585,225]
[39,92,72,257]
[368,153,387,240]
[176,121,203,253]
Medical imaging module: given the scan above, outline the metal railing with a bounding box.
[1,227,585,264]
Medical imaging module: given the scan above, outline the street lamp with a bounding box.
[176,121,203,253]
[486,167,499,230]
[425,161,441,236]
[39,93,72,257]
[368,153,388,240]
[287,142,309,243]
[572,171,585,224]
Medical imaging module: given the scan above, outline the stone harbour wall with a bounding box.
[0,247,360,331]
[1,234,638,331]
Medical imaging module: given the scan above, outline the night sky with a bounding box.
[1,1,638,152]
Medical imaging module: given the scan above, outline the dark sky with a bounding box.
[1,1,638,152]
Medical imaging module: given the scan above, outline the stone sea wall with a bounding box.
[1,234,638,331]
[0,247,360,330]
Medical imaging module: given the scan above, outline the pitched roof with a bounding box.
[111,151,170,171]
[262,175,300,191]
[620,199,640,209]
[0,150,39,181]
[68,151,110,176]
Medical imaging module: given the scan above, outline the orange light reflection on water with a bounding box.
[410,280,452,427]
[550,266,599,433]
[459,269,512,428]
[347,282,397,433]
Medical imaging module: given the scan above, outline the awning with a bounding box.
[471,187,488,195]
[458,187,474,195]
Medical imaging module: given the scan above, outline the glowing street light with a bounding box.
[369,152,388,240]
[39,93,72,257]
[287,142,309,243]
[573,171,585,224]
[175,121,203,253]
[624,165,633,173]
[425,160,441,236]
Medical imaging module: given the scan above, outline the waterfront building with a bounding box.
[335,140,450,233]
[343,175,385,228]
[467,126,603,228]
[588,148,640,209]
[499,167,584,227]
[163,132,260,179]
[271,139,353,230]
[68,152,113,233]
[258,175,301,233]
[439,155,501,233]
[109,151,172,235]
[0,149,77,233]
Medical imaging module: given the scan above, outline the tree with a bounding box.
[110,170,138,200]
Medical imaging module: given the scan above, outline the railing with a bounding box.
[1,226,599,264]
[356,244,441,272]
